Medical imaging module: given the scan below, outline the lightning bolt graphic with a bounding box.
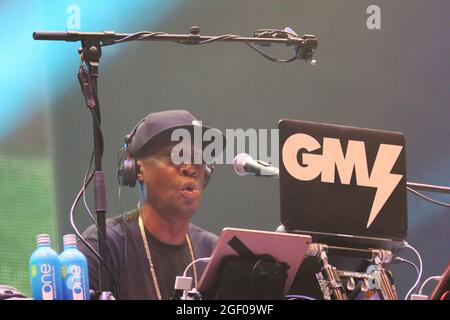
[366,144,403,228]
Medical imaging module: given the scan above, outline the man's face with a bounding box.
[136,140,206,220]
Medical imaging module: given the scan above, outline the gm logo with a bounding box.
[282,134,403,228]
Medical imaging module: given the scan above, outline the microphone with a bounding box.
[233,153,279,177]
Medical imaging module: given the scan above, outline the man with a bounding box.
[78,109,224,300]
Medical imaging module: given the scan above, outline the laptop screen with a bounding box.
[278,119,407,249]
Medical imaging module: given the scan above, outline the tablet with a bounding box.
[197,227,312,297]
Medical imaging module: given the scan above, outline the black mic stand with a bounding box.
[77,40,111,297]
[33,27,318,300]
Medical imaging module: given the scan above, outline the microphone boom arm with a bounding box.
[33,27,318,63]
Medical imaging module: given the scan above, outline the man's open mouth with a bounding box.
[179,181,200,201]
[180,181,199,193]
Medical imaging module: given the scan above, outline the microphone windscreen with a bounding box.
[233,153,252,176]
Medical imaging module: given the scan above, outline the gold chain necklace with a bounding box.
[138,215,198,300]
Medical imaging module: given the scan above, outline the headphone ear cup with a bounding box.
[203,164,214,189]
[118,157,137,187]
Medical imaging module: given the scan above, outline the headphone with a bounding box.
[117,118,214,188]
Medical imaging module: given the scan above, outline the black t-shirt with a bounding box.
[77,209,218,300]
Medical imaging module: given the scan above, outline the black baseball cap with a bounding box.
[127,109,225,158]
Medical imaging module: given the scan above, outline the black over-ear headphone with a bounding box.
[117,118,214,188]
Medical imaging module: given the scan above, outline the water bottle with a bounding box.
[29,234,63,300]
[59,234,90,300]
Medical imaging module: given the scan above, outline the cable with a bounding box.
[101,31,166,46]
[403,243,423,300]
[70,174,119,288]
[394,257,420,275]
[100,30,310,64]
[183,257,211,278]
[245,43,298,63]
[89,106,104,159]
[407,187,450,207]
[79,61,105,159]
[69,147,117,287]
[393,257,420,298]
[90,107,103,139]
[285,294,317,300]
[418,276,442,295]
[82,151,99,228]
[70,172,107,268]
[177,257,211,300]
[80,61,103,127]
[177,34,240,45]
[80,61,102,116]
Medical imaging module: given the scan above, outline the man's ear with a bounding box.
[136,160,144,182]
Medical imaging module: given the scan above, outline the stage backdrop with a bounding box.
[0,0,448,297]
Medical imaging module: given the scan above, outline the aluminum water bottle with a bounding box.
[59,234,90,300]
[29,234,63,300]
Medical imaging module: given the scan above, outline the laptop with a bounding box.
[197,227,311,298]
[278,119,408,250]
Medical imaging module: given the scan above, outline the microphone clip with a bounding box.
[294,35,318,64]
